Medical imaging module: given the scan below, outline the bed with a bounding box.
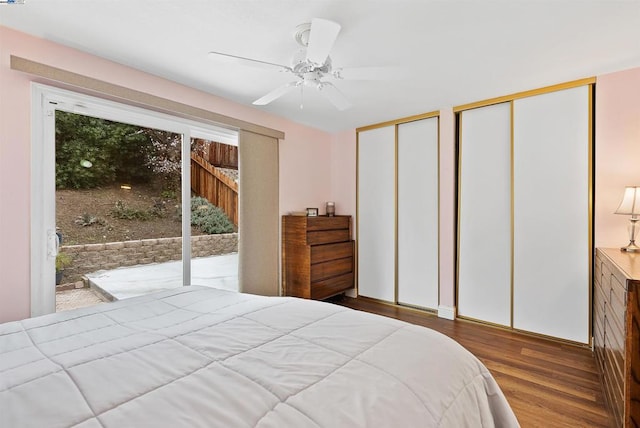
[1,286,518,427]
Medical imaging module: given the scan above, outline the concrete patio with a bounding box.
[85,253,239,301]
[56,287,109,312]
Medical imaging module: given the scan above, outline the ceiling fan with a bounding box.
[209,18,397,111]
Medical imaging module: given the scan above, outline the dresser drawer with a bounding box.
[307,229,350,245]
[604,315,625,374]
[311,272,354,300]
[609,274,627,311]
[608,286,626,338]
[306,216,350,231]
[310,257,353,282]
[593,300,605,349]
[593,276,606,351]
[311,242,353,264]
[594,256,603,287]
[602,262,613,288]
[594,279,607,314]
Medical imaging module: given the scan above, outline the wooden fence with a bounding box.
[191,153,238,226]
[193,139,238,169]
[207,141,238,169]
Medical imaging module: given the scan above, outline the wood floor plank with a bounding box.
[484,359,598,402]
[521,346,599,371]
[495,373,609,426]
[470,347,603,399]
[331,296,610,428]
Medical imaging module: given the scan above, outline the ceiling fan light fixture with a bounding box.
[211,17,393,111]
[302,78,322,89]
[291,49,307,69]
[293,23,312,47]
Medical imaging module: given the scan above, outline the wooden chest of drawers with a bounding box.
[282,215,354,300]
[594,248,640,427]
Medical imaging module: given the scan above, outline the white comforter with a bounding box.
[1,286,518,427]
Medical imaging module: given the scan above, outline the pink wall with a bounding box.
[438,109,456,309]
[330,130,356,223]
[279,132,333,215]
[595,67,640,249]
[0,26,336,323]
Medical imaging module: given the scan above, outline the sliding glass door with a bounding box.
[31,84,238,316]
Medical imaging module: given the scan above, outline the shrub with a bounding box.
[110,200,153,221]
[55,111,154,189]
[160,189,177,200]
[55,253,72,272]
[143,129,182,193]
[74,213,104,226]
[190,197,235,234]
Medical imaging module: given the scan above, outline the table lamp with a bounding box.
[615,186,640,252]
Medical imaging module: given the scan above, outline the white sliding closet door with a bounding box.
[397,118,439,309]
[458,102,512,326]
[513,86,590,343]
[358,126,396,302]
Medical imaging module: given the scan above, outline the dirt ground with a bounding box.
[56,184,199,245]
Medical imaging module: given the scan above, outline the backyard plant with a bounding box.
[55,111,198,193]
[55,252,73,285]
[190,197,235,234]
[74,213,103,227]
[55,111,153,189]
[110,200,155,221]
[55,252,73,272]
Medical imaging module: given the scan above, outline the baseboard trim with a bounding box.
[437,305,456,320]
[345,288,357,298]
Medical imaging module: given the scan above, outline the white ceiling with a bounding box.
[1,0,639,133]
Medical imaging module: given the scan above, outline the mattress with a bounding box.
[0,286,519,427]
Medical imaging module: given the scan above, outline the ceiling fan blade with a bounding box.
[306,18,341,65]
[333,66,407,81]
[253,82,300,105]
[208,51,291,72]
[319,82,351,111]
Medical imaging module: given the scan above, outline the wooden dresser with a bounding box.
[593,248,640,427]
[282,215,354,300]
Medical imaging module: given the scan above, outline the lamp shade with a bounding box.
[615,186,640,215]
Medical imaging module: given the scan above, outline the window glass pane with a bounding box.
[54,111,184,309]
[190,138,239,292]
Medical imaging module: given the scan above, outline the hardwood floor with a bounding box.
[330,296,610,428]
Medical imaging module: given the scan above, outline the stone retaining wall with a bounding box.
[59,233,238,284]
